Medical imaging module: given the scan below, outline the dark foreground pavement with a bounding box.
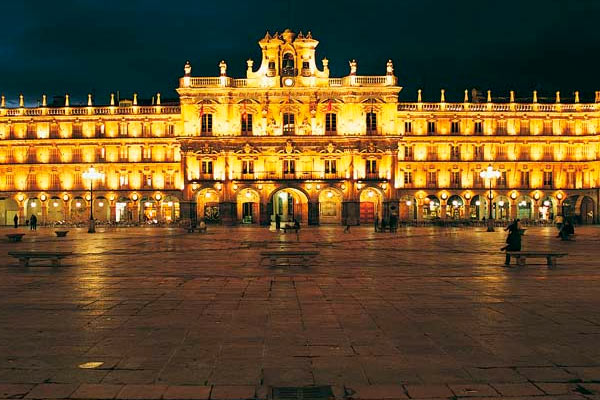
[0,225,599,399]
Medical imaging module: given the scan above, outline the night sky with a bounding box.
[2,0,599,106]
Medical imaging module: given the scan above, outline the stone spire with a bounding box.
[533,90,538,103]
[575,91,580,103]
[42,94,47,107]
[486,90,491,103]
[440,89,445,102]
[464,90,469,103]
[510,91,515,103]
[156,93,161,105]
[65,94,70,107]
[556,91,561,103]
[0,94,5,108]
[110,93,115,106]
[19,94,24,107]
[417,89,422,102]
[133,93,138,106]
[87,94,92,106]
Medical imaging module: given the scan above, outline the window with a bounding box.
[283,159,296,174]
[144,174,152,188]
[73,148,82,162]
[366,159,377,174]
[50,123,59,138]
[325,113,337,134]
[520,171,530,187]
[543,145,553,161]
[474,171,483,187]
[475,121,483,135]
[283,113,295,135]
[496,145,507,161]
[427,145,437,160]
[403,171,413,185]
[427,171,437,186]
[99,147,106,160]
[143,147,152,161]
[451,171,461,187]
[366,112,377,134]
[201,114,213,134]
[497,171,507,187]
[404,146,413,161]
[451,145,460,160]
[241,114,253,135]
[119,123,128,137]
[51,173,60,189]
[72,123,83,138]
[427,121,436,135]
[119,174,128,188]
[520,121,530,135]
[119,146,128,161]
[242,160,254,175]
[6,174,13,189]
[142,124,150,137]
[543,171,553,187]
[165,173,174,188]
[324,159,337,174]
[167,124,175,137]
[567,171,576,187]
[474,145,484,160]
[496,120,507,135]
[404,121,412,134]
[27,124,37,139]
[201,160,213,175]
[543,120,552,135]
[282,53,295,76]
[451,121,460,134]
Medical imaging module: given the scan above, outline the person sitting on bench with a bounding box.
[501,219,522,265]
[557,219,574,241]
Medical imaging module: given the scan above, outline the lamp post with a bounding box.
[82,166,104,233]
[480,165,501,232]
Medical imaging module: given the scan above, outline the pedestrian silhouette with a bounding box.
[13,214,18,228]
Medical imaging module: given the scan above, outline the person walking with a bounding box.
[275,214,281,231]
[344,223,351,233]
[502,219,522,266]
[374,217,379,232]
[558,219,575,240]
[294,218,300,241]
[13,214,18,228]
[30,214,37,231]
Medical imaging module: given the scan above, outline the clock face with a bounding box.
[283,77,294,87]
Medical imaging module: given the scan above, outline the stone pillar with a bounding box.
[133,201,140,223]
[18,205,24,224]
[41,203,48,224]
[440,202,447,219]
[308,201,319,225]
[260,203,270,226]
[110,203,116,222]
[416,199,423,221]
[219,201,236,225]
[510,200,517,219]
[342,201,360,226]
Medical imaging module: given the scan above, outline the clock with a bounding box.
[283,77,295,87]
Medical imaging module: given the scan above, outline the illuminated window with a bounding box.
[325,113,337,134]
[144,174,152,188]
[404,121,412,134]
[451,145,460,160]
[165,173,174,188]
[99,147,106,160]
[283,113,295,135]
[497,171,507,187]
[404,146,413,160]
[427,121,436,135]
[201,160,213,175]
[451,171,461,187]
[72,123,83,138]
[366,159,377,174]
[242,160,254,174]
[366,112,377,134]
[283,159,295,174]
[543,171,553,187]
[51,173,60,189]
[201,114,213,134]
[543,145,553,161]
[474,121,483,134]
[451,121,460,134]
[119,123,128,137]
[567,171,575,187]
[474,171,483,187]
[403,171,413,185]
[324,159,337,174]
[427,171,437,186]
[496,120,507,135]
[543,120,552,135]
[167,124,174,136]
[520,171,530,187]
[119,174,128,188]
[241,114,253,135]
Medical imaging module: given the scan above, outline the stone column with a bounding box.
[440,201,447,220]
[110,203,116,222]
[342,201,360,226]
[219,202,237,225]
[41,203,48,224]
[510,200,517,219]
[260,202,270,226]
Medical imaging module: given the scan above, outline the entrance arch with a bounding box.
[580,196,595,224]
[399,195,417,221]
[470,195,488,220]
[564,195,595,224]
[422,195,440,219]
[447,195,464,219]
[538,196,556,221]
[359,187,383,224]
[47,197,65,223]
[237,188,260,224]
[270,187,309,225]
[26,198,40,220]
[94,196,110,222]
[0,197,18,225]
[493,195,510,220]
[140,197,158,223]
[318,188,343,224]
[161,195,180,223]
[71,196,87,222]
[516,196,534,220]
[196,188,221,223]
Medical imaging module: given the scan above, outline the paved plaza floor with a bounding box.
[0,224,599,399]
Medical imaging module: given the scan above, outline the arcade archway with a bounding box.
[359,187,383,224]
[0,197,18,225]
[237,188,260,224]
[196,188,221,223]
[318,188,343,224]
[270,187,308,225]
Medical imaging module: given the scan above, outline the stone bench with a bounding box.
[8,251,74,267]
[187,225,207,233]
[506,251,568,269]
[55,230,69,237]
[6,233,25,242]
[260,250,319,268]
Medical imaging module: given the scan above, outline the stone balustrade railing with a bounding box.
[1,106,181,117]
[180,75,397,88]
[398,102,599,112]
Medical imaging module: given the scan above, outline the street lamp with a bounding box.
[480,165,501,232]
[82,166,104,233]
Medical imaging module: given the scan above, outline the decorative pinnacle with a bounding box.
[487,90,492,103]
[533,90,538,103]
[464,90,469,103]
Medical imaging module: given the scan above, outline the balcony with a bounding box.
[232,171,346,181]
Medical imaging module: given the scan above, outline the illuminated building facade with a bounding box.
[1,29,598,226]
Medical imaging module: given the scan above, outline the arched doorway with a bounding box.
[26,198,41,220]
[580,196,595,224]
[422,195,440,219]
[271,187,308,225]
[161,195,180,223]
[447,195,464,219]
[564,195,596,224]
[141,197,158,223]
[516,196,534,220]
[196,188,221,223]
[237,189,260,224]
[469,195,487,220]
[538,196,555,221]
[93,196,110,222]
[399,195,417,221]
[318,188,343,224]
[116,197,133,223]
[0,197,18,225]
[47,197,65,223]
[71,196,87,222]
[359,187,382,224]
[493,196,510,220]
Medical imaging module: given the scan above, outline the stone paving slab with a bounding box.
[0,226,599,399]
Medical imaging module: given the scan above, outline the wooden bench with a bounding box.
[6,233,25,242]
[55,230,69,237]
[8,251,73,267]
[506,251,568,269]
[260,250,319,268]
[281,226,298,233]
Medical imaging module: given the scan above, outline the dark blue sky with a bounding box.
[1,0,599,106]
